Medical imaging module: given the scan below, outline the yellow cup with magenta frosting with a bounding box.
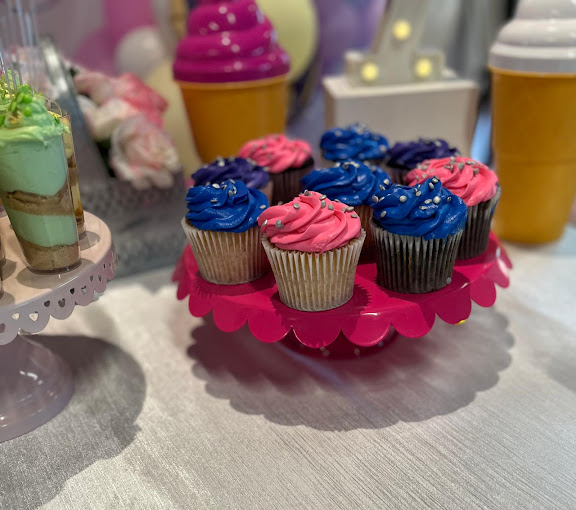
[173,0,290,163]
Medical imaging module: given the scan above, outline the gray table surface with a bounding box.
[0,226,575,510]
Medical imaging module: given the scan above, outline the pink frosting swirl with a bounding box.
[238,134,312,173]
[173,0,290,83]
[405,157,499,207]
[258,191,361,252]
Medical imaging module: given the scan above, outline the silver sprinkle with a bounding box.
[384,179,390,186]
[228,190,234,196]
[206,181,211,186]
[447,196,452,202]
[420,206,427,210]
[415,191,422,196]
[424,199,432,204]
[321,201,326,208]
[222,185,227,190]
[351,214,358,218]
[466,161,473,165]
[432,177,439,184]
[473,168,479,175]
[379,196,385,202]
[275,220,284,228]
[210,198,218,203]
[230,179,236,184]
[212,183,220,189]
[346,206,354,212]
[380,210,387,218]
[304,190,311,196]
[263,219,268,227]
[379,185,385,191]
[217,161,225,167]
[433,196,441,204]
[458,163,465,170]
[293,203,300,209]
[446,277,452,284]
[328,204,334,211]
[450,156,456,163]
[422,174,427,179]
[260,205,267,209]
[320,195,327,200]
[399,196,407,203]
[342,207,347,212]
[334,199,341,203]
[429,182,435,190]
[372,195,379,203]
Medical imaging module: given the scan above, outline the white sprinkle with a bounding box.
[380,210,387,218]
[399,196,407,203]
[384,179,390,186]
[263,219,268,227]
[433,196,441,204]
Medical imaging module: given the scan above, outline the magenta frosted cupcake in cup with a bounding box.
[406,157,500,259]
[259,191,365,311]
[173,0,290,163]
[239,134,313,205]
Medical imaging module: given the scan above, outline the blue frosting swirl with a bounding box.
[192,157,270,190]
[301,160,392,206]
[371,178,467,240]
[320,123,389,163]
[387,138,459,170]
[186,179,269,233]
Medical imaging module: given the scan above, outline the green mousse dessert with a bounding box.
[0,85,80,272]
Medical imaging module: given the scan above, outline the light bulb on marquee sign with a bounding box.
[346,0,443,86]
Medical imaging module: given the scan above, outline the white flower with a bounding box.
[78,96,140,141]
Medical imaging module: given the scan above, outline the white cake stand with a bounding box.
[0,212,116,442]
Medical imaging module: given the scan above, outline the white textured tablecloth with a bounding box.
[1,228,575,510]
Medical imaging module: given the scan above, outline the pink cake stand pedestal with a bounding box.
[0,212,116,443]
[174,233,512,358]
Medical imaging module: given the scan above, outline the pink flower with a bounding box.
[74,71,115,105]
[110,115,181,189]
[113,73,168,118]
[78,96,141,141]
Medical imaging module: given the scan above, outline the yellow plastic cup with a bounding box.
[490,70,576,243]
[178,75,288,164]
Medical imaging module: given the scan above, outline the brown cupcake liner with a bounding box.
[262,230,365,311]
[371,220,463,294]
[355,204,375,259]
[383,164,411,185]
[270,162,314,205]
[458,186,502,259]
[181,219,268,285]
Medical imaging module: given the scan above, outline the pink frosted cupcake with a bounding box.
[406,157,500,259]
[259,191,365,311]
[239,134,313,205]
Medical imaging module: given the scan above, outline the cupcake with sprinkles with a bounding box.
[259,191,365,311]
[406,157,500,259]
[320,123,389,167]
[371,178,468,293]
[301,160,392,256]
[238,134,313,205]
[191,157,272,202]
[386,138,459,184]
[182,179,269,285]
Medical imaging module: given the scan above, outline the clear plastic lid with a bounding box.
[489,0,576,74]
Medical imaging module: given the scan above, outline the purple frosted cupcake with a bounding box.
[386,138,458,184]
[191,157,272,202]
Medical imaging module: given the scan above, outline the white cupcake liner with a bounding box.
[458,186,502,259]
[371,220,463,294]
[181,219,268,285]
[262,230,366,311]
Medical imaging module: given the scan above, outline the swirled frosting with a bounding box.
[0,85,66,146]
[238,134,312,174]
[405,157,499,207]
[371,178,467,240]
[387,138,458,170]
[186,179,268,233]
[301,161,392,206]
[320,124,389,163]
[259,190,361,252]
[173,0,290,83]
[192,157,270,190]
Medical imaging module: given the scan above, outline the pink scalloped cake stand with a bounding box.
[174,233,512,356]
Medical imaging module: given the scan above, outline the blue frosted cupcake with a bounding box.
[301,160,392,255]
[320,123,389,166]
[386,138,458,184]
[182,179,269,284]
[191,157,272,202]
[371,178,467,293]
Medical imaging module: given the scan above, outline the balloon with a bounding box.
[257,0,318,82]
[144,59,201,178]
[115,27,168,79]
